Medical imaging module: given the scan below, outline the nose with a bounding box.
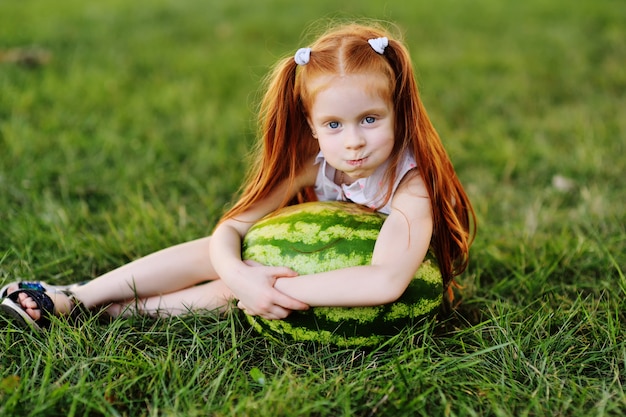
[344,127,365,150]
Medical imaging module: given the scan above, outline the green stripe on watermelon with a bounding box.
[242,201,442,347]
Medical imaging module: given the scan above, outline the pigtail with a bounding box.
[385,37,476,292]
[221,56,318,222]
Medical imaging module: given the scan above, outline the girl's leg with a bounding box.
[6,236,226,320]
[72,236,218,310]
[105,279,233,317]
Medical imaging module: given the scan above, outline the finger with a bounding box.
[273,292,309,311]
[237,301,252,317]
[239,300,292,319]
[260,306,292,320]
[267,266,299,278]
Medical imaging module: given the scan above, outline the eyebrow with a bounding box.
[314,107,389,122]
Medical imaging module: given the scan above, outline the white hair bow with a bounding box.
[294,47,311,65]
[368,37,388,54]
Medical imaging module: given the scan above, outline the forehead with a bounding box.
[304,73,392,110]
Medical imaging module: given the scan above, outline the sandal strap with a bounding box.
[1,281,46,298]
[16,282,47,292]
[7,289,55,328]
[62,290,88,321]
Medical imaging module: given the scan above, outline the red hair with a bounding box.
[221,22,476,293]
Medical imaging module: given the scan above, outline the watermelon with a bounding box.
[241,201,442,347]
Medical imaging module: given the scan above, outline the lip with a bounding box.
[346,156,369,166]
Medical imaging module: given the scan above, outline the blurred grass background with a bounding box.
[1,0,625,415]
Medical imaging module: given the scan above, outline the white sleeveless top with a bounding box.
[313,151,417,214]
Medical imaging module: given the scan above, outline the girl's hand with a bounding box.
[233,260,309,320]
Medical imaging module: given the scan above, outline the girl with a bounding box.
[1,22,475,330]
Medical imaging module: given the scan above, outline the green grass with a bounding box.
[1,0,624,415]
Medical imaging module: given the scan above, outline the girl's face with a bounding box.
[306,73,395,183]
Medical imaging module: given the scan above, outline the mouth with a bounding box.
[346,156,368,167]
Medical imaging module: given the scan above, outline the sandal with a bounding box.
[0,289,57,330]
[0,288,82,331]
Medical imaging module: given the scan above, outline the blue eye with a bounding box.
[328,121,340,129]
[364,116,376,124]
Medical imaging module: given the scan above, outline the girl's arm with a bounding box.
[209,159,318,319]
[273,172,433,307]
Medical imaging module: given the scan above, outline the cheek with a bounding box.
[317,138,340,156]
[317,138,331,152]
[382,125,396,147]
